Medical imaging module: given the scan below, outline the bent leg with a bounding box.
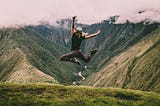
[76,50,91,63]
[60,51,75,62]
[60,50,93,63]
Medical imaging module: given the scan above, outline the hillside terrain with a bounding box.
[27,19,89,49]
[1,82,160,106]
[0,20,160,94]
[84,27,160,92]
[30,21,159,69]
[0,28,79,84]
[28,21,160,92]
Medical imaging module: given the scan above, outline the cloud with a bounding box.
[115,9,160,24]
[0,0,160,27]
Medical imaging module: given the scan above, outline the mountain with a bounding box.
[84,26,160,92]
[82,22,158,63]
[1,17,159,93]
[28,21,159,68]
[27,25,71,49]
[0,28,79,84]
[25,21,160,92]
[27,19,89,49]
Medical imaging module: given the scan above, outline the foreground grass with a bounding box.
[0,82,160,106]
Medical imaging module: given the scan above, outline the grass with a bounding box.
[0,28,79,84]
[0,82,160,106]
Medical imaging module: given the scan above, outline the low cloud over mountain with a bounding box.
[0,0,160,27]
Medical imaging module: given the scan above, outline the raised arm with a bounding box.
[85,30,101,39]
[71,16,76,35]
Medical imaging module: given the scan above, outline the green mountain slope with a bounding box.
[1,82,160,106]
[27,19,89,49]
[0,28,78,84]
[84,23,158,69]
[32,22,159,78]
[84,28,160,92]
[26,22,160,92]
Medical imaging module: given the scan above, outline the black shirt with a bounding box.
[71,31,85,51]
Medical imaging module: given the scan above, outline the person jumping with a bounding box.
[60,16,101,65]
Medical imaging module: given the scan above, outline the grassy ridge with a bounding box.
[0,28,79,84]
[10,28,78,83]
[0,82,160,106]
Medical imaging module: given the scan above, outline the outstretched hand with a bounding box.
[72,16,77,20]
[85,29,101,39]
[96,30,101,34]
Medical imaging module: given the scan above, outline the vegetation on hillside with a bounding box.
[0,82,160,106]
[0,28,79,84]
[84,28,160,92]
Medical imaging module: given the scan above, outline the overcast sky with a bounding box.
[0,0,160,27]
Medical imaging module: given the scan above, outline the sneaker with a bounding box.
[90,48,98,56]
[70,58,81,65]
[84,66,87,70]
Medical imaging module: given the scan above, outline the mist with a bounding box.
[0,0,160,27]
